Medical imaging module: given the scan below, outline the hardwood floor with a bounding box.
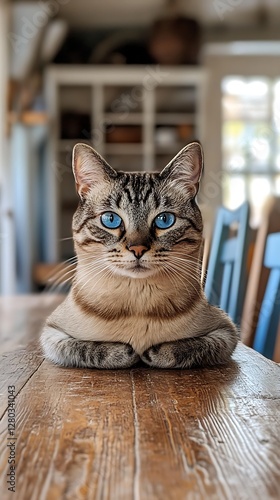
[0,295,280,499]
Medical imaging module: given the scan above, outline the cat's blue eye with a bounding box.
[101,212,122,229]
[154,212,175,229]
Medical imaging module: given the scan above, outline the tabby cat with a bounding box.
[41,142,238,369]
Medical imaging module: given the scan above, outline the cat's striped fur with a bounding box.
[41,142,238,369]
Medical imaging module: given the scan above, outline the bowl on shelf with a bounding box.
[154,127,178,146]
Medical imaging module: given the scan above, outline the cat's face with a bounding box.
[72,142,203,280]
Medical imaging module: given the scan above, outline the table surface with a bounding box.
[0,295,279,500]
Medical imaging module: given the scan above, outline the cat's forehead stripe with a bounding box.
[113,172,159,206]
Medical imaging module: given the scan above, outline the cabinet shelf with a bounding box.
[155,113,195,125]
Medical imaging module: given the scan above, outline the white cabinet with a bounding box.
[45,65,205,261]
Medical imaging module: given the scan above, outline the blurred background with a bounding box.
[1,0,280,296]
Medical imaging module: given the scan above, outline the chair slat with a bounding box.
[252,232,280,359]
[205,202,251,325]
[264,233,280,269]
[220,262,233,311]
[253,268,280,359]
[220,238,237,263]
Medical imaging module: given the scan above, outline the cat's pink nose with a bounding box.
[128,245,148,259]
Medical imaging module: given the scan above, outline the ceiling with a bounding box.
[49,0,280,29]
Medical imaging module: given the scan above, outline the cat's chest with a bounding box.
[67,300,189,353]
[55,282,193,353]
[83,278,172,315]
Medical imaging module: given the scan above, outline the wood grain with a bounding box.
[131,360,280,500]
[0,365,135,500]
[0,296,280,500]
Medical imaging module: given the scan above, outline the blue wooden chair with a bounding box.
[253,232,280,359]
[204,202,251,325]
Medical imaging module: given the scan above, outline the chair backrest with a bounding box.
[241,196,280,347]
[253,232,280,359]
[204,202,251,324]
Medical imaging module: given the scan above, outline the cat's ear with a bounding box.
[72,143,117,198]
[160,142,203,196]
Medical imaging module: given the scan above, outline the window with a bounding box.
[221,76,280,226]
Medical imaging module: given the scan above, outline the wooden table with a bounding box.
[0,295,280,500]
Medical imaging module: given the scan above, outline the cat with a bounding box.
[41,141,239,369]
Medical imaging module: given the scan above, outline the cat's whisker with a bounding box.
[43,254,102,289]
[46,256,107,293]
[170,255,201,267]
[171,270,201,297]
[45,256,77,280]
[59,236,74,241]
[78,266,114,298]
[167,261,202,287]
[75,266,110,289]
[171,253,203,265]
[170,254,203,271]
[162,255,201,274]
[159,265,186,294]
[77,256,112,271]
[73,262,113,296]
[163,261,201,297]
[171,251,201,259]
[164,265,189,287]
[172,251,202,261]
[169,257,202,278]
[74,261,110,284]
[45,270,76,294]
[159,266,193,300]
[47,265,76,286]
[77,259,108,272]
[88,267,115,296]
[47,274,75,294]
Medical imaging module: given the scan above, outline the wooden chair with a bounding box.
[241,197,280,346]
[204,202,251,325]
[253,232,280,359]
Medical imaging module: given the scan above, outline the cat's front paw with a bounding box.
[94,342,140,369]
[41,326,140,369]
[141,343,177,368]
